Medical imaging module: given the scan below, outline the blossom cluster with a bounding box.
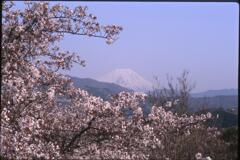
[1,1,227,159]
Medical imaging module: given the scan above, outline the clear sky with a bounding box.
[14,2,239,92]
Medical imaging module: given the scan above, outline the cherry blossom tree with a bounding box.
[1,1,228,159]
[1,1,122,159]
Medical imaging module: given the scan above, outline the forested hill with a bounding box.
[188,95,238,112]
[70,76,133,100]
[191,89,237,97]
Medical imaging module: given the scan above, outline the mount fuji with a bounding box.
[98,68,153,92]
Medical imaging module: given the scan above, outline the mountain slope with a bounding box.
[191,89,237,97]
[70,76,132,100]
[98,68,152,92]
[188,95,238,112]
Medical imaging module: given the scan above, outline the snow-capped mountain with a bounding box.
[98,68,152,92]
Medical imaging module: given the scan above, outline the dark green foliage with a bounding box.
[195,108,238,160]
[0,155,7,160]
[195,107,238,128]
[220,127,238,160]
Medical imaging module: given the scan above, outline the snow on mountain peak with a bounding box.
[98,68,152,92]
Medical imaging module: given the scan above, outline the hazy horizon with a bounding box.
[68,70,238,94]
[14,2,239,92]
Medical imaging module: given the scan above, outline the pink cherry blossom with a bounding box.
[1,1,229,159]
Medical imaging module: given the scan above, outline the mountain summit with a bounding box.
[98,68,152,92]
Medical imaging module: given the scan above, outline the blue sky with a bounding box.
[14,2,239,92]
